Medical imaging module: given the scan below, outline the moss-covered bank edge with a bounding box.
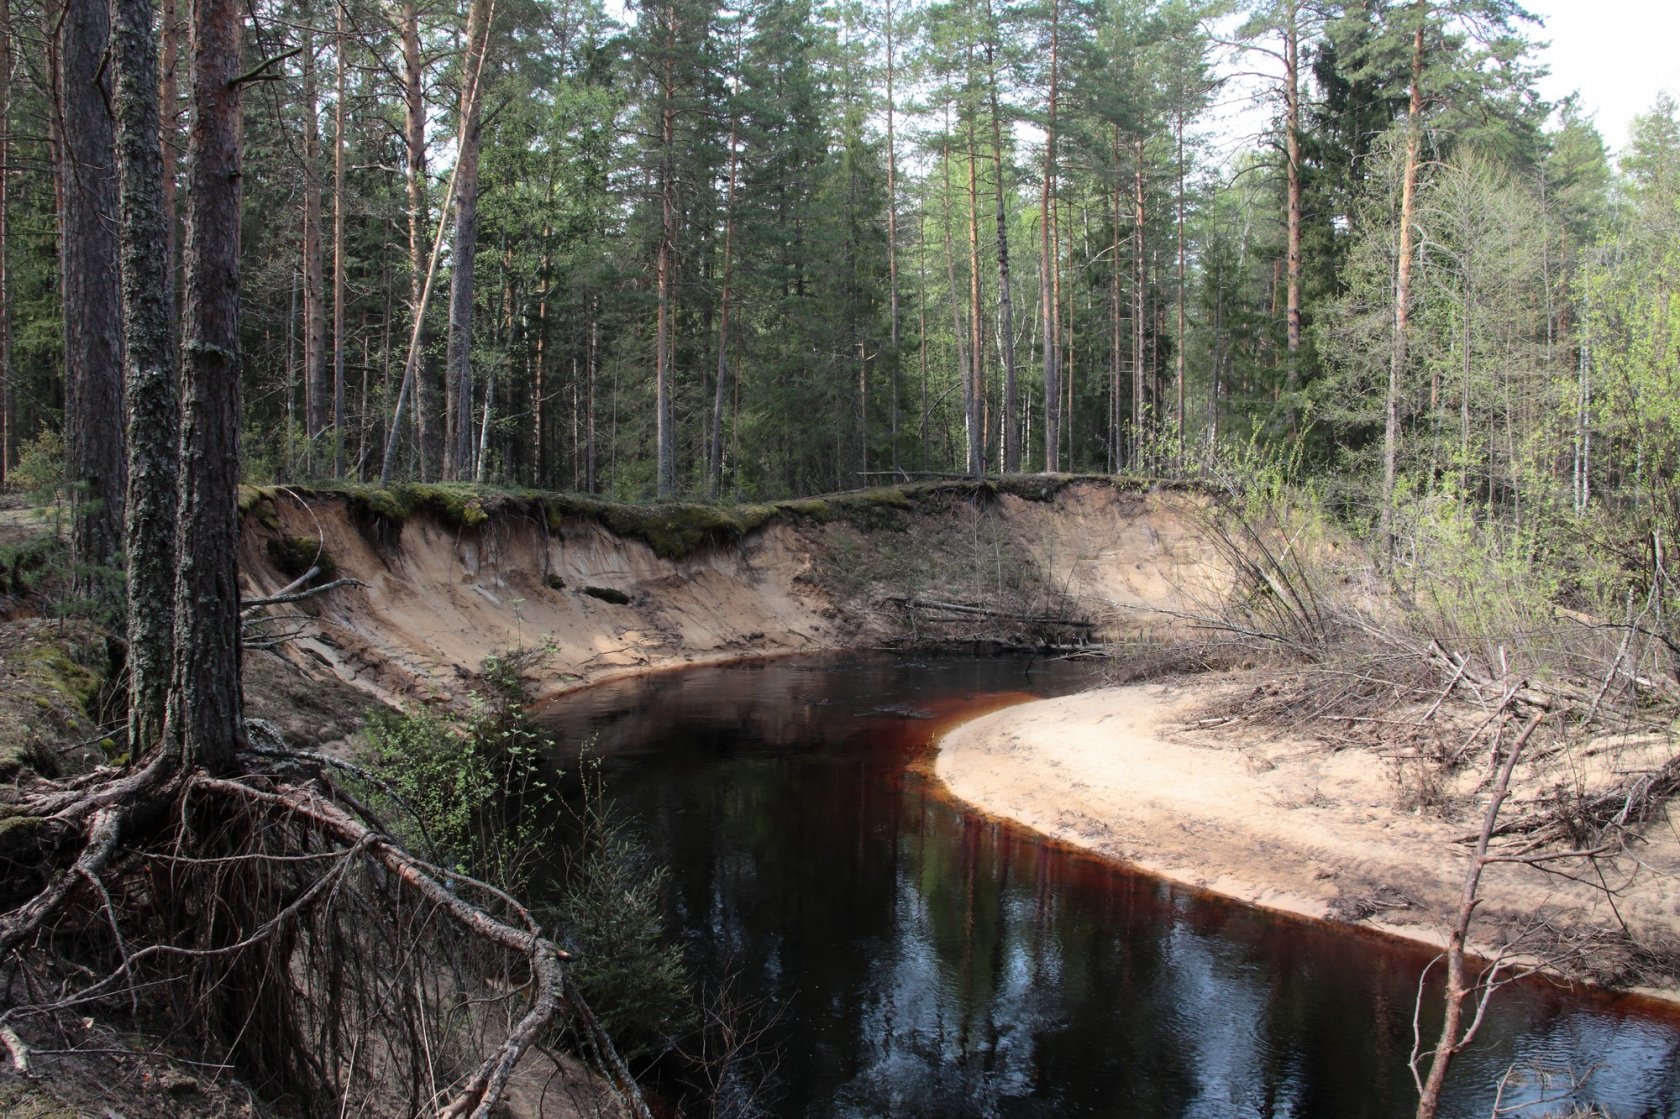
[238,474,1190,562]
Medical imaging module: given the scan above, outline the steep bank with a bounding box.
[236,478,1228,708]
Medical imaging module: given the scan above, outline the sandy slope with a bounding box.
[238,481,1228,709]
[936,683,1680,997]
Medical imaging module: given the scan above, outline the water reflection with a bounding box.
[538,655,1680,1119]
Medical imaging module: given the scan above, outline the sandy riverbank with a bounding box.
[934,682,1680,997]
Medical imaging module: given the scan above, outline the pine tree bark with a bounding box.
[983,0,1017,473]
[0,0,11,484]
[1132,136,1147,468]
[1281,3,1303,433]
[402,0,436,477]
[963,92,985,479]
[1382,7,1425,567]
[654,4,678,497]
[709,90,739,499]
[331,0,347,477]
[159,0,179,293]
[883,0,900,475]
[111,0,179,754]
[174,0,244,770]
[301,15,328,463]
[1039,0,1060,474]
[58,0,127,587]
[445,0,490,481]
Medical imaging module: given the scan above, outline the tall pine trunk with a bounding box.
[654,6,678,497]
[983,0,1017,472]
[1132,135,1147,468]
[0,0,11,484]
[1382,9,1425,567]
[302,16,328,465]
[710,95,739,499]
[332,0,348,477]
[964,96,985,479]
[403,0,435,476]
[445,0,491,481]
[58,0,127,589]
[884,0,900,476]
[174,0,244,769]
[111,0,178,752]
[1039,0,1060,473]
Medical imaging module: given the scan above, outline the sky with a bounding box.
[1521,0,1680,151]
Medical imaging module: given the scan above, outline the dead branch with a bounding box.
[0,1023,29,1073]
[1412,709,1547,1119]
[241,573,361,615]
[884,595,1095,630]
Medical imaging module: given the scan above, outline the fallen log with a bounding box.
[884,595,1096,631]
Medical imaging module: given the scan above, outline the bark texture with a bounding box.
[58,0,127,583]
[111,0,179,753]
[445,0,491,481]
[174,0,244,770]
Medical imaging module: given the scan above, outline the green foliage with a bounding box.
[358,649,554,890]
[0,532,61,597]
[553,761,695,1062]
[11,429,65,505]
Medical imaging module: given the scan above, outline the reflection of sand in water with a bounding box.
[934,682,1680,1003]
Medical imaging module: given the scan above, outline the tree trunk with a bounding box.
[301,15,328,463]
[585,300,597,494]
[58,0,127,590]
[710,94,739,499]
[884,0,900,476]
[1175,105,1186,457]
[654,9,678,498]
[331,0,347,477]
[111,0,178,753]
[984,0,1017,473]
[1281,4,1302,430]
[1039,0,1060,473]
[1133,135,1147,468]
[159,0,179,300]
[1382,9,1425,567]
[964,94,985,479]
[402,0,435,477]
[0,0,11,485]
[445,0,491,481]
[532,225,550,486]
[1110,142,1123,471]
[174,0,244,770]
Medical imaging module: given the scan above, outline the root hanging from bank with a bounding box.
[0,742,654,1119]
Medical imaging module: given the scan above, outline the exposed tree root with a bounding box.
[0,742,654,1119]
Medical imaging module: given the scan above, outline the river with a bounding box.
[537,654,1680,1118]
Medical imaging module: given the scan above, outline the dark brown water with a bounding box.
[538,654,1680,1118]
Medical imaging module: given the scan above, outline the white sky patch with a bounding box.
[1523,0,1680,151]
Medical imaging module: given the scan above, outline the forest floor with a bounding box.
[937,678,1680,1001]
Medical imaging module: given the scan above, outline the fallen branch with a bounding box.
[884,596,1095,630]
[241,571,361,615]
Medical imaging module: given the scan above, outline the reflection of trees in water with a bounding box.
[535,655,1680,1118]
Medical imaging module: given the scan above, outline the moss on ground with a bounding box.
[0,1083,79,1119]
[265,534,337,582]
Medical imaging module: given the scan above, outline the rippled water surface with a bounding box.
[538,655,1680,1118]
